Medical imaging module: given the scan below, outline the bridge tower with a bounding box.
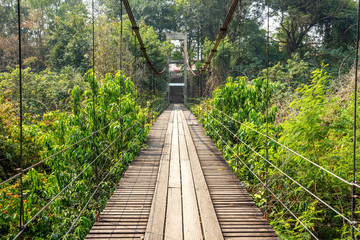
[166,32,188,104]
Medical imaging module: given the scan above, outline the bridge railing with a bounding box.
[190,100,360,239]
[0,97,166,239]
[0,0,171,237]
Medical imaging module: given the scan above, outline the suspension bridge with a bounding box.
[2,0,360,239]
[84,105,278,239]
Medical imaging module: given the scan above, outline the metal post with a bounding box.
[265,2,270,215]
[91,0,99,222]
[120,0,123,71]
[17,0,25,238]
[119,0,123,164]
[352,0,360,238]
[184,33,188,104]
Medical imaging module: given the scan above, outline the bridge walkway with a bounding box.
[85,104,279,240]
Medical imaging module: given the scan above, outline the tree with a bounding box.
[47,2,90,73]
[268,0,357,58]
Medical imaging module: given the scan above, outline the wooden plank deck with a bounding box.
[85,104,279,240]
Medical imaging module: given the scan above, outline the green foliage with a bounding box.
[94,15,172,94]
[130,0,178,40]
[269,0,357,58]
[0,72,161,239]
[192,65,360,239]
[264,53,313,90]
[48,5,90,73]
[0,67,88,116]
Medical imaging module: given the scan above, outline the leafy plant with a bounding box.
[0,71,163,239]
[192,65,359,239]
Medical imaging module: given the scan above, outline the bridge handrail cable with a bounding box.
[122,0,169,75]
[97,122,141,175]
[0,111,135,187]
[205,103,360,189]
[62,132,144,238]
[204,114,320,240]
[12,123,140,240]
[207,110,359,230]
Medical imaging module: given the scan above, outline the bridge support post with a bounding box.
[184,34,187,104]
[166,32,188,104]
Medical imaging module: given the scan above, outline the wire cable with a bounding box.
[352,0,360,237]
[12,130,126,240]
[204,116,319,239]
[122,0,168,75]
[97,123,139,175]
[205,103,360,189]
[90,0,99,220]
[207,112,358,228]
[182,0,240,77]
[0,112,133,187]
[199,0,239,74]
[62,136,139,239]
[16,0,25,237]
[265,0,270,213]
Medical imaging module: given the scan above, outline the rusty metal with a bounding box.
[122,0,167,75]
[185,0,240,76]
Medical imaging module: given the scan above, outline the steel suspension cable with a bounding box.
[134,28,137,71]
[12,127,131,240]
[0,112,133,187]
[90,0,100,221]
[205,112,319,239]
[199,0,239,75]
[265,1,270,213]
[119,0,124,197]
[120,0,123,71]
[238,1,242,75]
[205,103,360,189]
[352,0,360,237]
[121,0,167,75]
[16,0,24,238]
[62,133,142,239]
[183,0,240,77]
[207,112,359,230]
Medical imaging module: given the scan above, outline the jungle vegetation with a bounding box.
[1,0,359,239]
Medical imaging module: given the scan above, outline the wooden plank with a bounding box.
[85,107,172,240]
[165,109,183,239]
[182,108,279,240]
[86,105,279,240]
[178,112,203,240]
[179,109,224,240]
[144,120,173,240]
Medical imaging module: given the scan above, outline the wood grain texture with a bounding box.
[85,104,279,240]
[144,119,173,240]
[181,105,279,240]
[180,109,224,240]
[165,108,182,240]
[85,106,172,240]
[178,112,203,240]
